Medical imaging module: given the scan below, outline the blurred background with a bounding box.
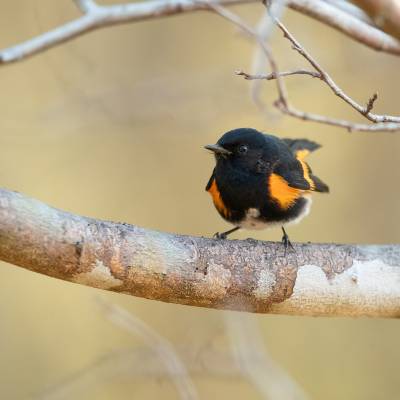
[0,1,399,399]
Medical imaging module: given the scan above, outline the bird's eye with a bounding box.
[238,145,248,154]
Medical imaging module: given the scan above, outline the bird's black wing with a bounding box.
[270,136,329,193]
[274,160,312,191]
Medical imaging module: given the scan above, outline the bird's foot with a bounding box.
[213,232,227,239]
[213,226,240,240]
[281,227,295,256]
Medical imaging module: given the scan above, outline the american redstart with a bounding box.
[205,128,329,248]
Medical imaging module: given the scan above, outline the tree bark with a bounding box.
[0,188,399,317]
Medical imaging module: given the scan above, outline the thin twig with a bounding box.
[275,19,400,124]
[231,5,400,132]
[249,11,273,111]
[274,100,400,132]
[207,2,289,108]
[0,0,398,132]
[236,69,320,80]
[249,2,287,111]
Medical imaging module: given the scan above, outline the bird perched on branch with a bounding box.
[205,128,329,249]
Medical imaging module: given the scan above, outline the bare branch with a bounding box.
[275,19,400,124]
[351,0,400,40]
[285,0,400,55]
[274,100,400,132]
[232,9,400,132]
[208,2,289,112]
[0,188,400,318]
[214,3,383,133]
[236,69,321,80]
[249,3,287,111]
[324,0,373,24]
[0,0,399,64]
[0,0,254,64]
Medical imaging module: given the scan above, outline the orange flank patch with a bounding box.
[207,179,230,218]
[269,173,302,209]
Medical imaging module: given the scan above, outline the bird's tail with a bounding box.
[308,171,329,193]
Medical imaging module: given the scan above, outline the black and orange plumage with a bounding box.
[205,128,329,247]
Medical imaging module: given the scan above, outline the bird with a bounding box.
[204,128,329,249]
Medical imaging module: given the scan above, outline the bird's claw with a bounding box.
[281,232,295,256]
[213,232,227,239]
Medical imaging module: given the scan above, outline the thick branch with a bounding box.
[285,0,400,55]
[0,188,399,318]
[351,0,400,41]
[0,0,254,64]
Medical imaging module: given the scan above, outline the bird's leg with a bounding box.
[213,226,240,239]
[281,226,295,255]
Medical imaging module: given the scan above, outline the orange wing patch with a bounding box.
[207,179,230,218]
[269,173,303,209]
[294,149,316,190]
[297,158,315,190]
[295,149,310,161]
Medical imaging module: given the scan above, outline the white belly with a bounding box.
[238,195,313,230]
[239,208,269,230]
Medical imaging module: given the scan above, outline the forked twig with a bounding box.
[275,19,400,124]
[215,2,400,132]
[0,0,399,131]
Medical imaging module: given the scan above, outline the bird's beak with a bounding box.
[204,144,232,156]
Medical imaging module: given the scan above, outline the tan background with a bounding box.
[0,1,399,399]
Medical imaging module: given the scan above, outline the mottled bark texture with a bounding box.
[0,188,399,317]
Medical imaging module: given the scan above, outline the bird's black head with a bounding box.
[205,128,270,173]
